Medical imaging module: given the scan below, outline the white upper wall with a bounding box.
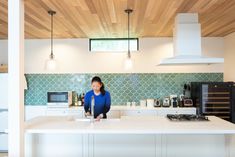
[224,32,235,81]
[0,37,224,73]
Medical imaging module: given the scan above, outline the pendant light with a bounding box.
[46,10,57,71]
[124,9,133,70]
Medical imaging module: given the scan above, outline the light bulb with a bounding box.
[124,57,133,70]
[46,58,56,71]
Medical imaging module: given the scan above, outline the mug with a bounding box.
[126,102,131,107]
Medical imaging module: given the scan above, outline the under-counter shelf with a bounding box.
[203,97,230,100]
[203,92,230,94]
[191,82,235,123]
[204,107,230,109]
[203,102,230,105]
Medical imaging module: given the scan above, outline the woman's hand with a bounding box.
[95,114,103,121]
[85,112,91,117]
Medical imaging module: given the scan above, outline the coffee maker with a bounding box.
[170,95,178,107]
[179,94,184,107]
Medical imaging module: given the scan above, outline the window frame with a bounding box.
[89,38,139,52]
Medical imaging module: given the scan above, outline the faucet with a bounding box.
[90,95,95,123]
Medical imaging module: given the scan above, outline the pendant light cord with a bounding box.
[48,10,56,59]
[51,12,53,58]
[125,9,133,59]
[127,11,130,58]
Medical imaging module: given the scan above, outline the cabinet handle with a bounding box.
[0,109,8,113]
[0,132,7,135]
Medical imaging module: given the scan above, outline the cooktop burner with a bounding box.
[167,114,209,121]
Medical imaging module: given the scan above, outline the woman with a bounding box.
[84,76,111,120]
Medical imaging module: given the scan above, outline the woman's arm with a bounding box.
[104,92,111,114]
[84,93,90,113]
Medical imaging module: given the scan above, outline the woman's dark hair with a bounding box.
[91,76,105,95]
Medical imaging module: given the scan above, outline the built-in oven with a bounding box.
[47,91,75,108]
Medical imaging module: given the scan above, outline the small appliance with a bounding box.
[170,95,178,108]
[183,99,193,107]
[162,97,170,107]
[154,99,161,107]
[47,91,75,108]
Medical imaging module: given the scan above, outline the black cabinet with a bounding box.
[191,82,235,123]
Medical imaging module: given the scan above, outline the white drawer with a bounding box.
[176,108,196,115]
[158,108,196,116]
[0,134,8,151]
[0,111,7,130]
[121,110,157,116]
[46,108,67,116]
[107,110,120,118]
[66,110,84,117]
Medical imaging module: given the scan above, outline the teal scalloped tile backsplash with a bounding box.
[25,73,223,105]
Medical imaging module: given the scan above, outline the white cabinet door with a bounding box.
[121,110,157,116]
[107,110,120,118]
[25,106,47,121]
[0,74,8,109]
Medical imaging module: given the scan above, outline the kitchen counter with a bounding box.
[25,116,235,134]
[25,105,196,120]
[24,116,235,157]
[67,105,195,110]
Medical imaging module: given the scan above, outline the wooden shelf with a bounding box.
[204,107,230,109]
[203,97,230,100]
[219,116,230,119]
[204,112,230,114]
[203,102,230,105]
[203,92,230,95]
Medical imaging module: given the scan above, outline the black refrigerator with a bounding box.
[191,82,235,123]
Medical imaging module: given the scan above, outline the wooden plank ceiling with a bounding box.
[1,0,235,39]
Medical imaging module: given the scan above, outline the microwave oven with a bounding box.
[47,91,75,108]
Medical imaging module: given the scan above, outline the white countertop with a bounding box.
[48,106,196,110]
[25,116,235,135]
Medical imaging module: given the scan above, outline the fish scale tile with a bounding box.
[25,73,223,106]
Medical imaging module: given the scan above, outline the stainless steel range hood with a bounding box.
[159,13,224,65]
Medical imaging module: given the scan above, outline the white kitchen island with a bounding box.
[24,116,235,157]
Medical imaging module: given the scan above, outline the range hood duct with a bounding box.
[159,13,224,65]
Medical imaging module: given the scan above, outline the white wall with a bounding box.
[224,32,235,81]
[0,37,224,73]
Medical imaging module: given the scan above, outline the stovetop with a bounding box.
[167,114,209,121]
